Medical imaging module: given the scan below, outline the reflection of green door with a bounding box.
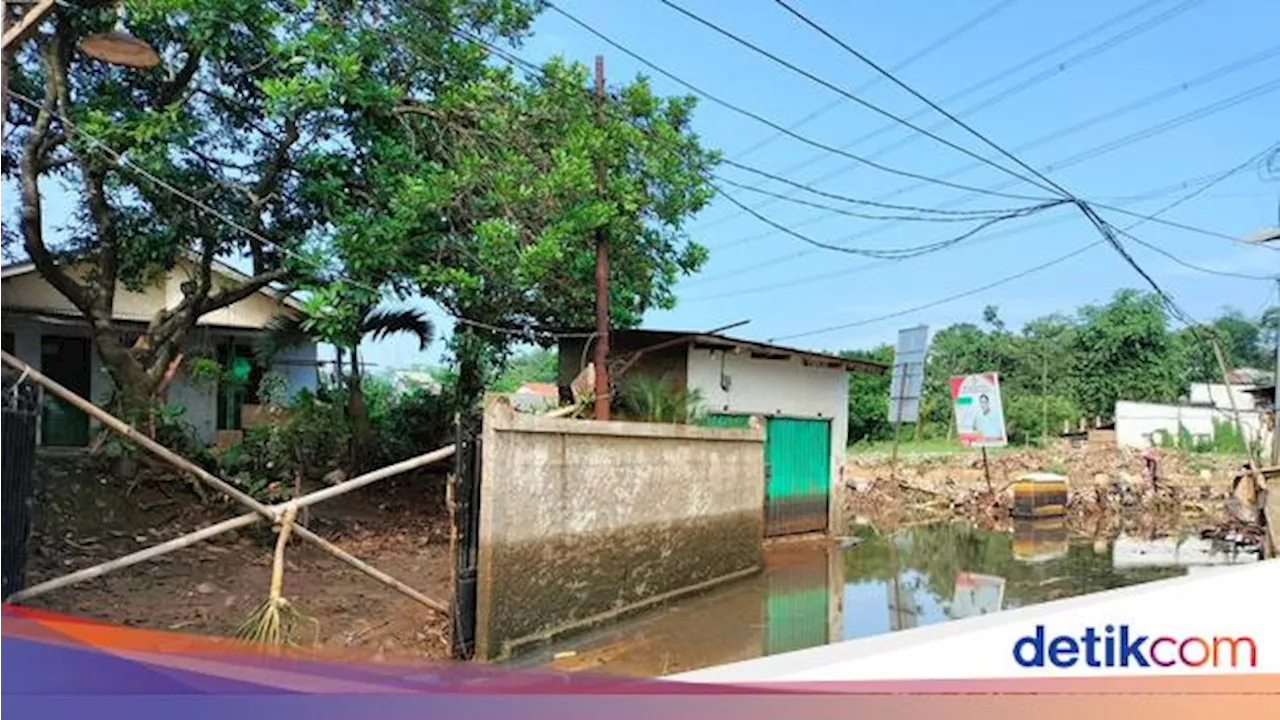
[764,417,830,536]
[764,550,831,656]
[40,336,92,446]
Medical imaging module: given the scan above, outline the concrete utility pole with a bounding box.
[592,55,610,421]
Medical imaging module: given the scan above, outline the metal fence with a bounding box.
[2,373,41,597]
[450,410,483,660]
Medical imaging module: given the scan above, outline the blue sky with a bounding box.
[7,0,1280,371]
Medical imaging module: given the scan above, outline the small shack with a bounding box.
[557,328,887,537]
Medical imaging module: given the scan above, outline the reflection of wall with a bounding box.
[1112,535,1261,569]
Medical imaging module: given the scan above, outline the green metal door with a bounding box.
[764,417,830,536]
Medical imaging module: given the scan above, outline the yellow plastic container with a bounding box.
[1010,472,1068,519]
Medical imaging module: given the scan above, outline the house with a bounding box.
[509,382,558,412]
[557,328,887,538]
[1,257,318,448]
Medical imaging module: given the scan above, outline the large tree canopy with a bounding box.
[4,0,718,416]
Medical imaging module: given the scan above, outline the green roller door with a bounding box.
[764,417,830,536]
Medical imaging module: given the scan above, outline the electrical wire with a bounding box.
[542,2,1054,202]
[696,81,1280,280]
[693,0,1204,231]
[711,174,1049,223]
[652,0,1061,197]
[712,183,1064,259]
[729,0,1021,161]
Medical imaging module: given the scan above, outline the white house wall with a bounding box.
[686,347,850,532]
[1187,383,1257,411]
[1114,400,1271,450]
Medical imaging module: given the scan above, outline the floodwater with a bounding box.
[512,520,1261,676]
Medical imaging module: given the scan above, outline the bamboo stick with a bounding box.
[0,350,451,613]
[275,445,456,514]
[6,513,260,603]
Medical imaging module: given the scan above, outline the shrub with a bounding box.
[618,374,705,424]
[372,383,458,466]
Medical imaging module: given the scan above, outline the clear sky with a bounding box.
[7,0,1280,371]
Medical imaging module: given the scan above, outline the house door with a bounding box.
[40,336,91,446]
[705,414,831,537]
[763,417,830,537]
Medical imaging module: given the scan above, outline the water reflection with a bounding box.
[523,520,1259,676]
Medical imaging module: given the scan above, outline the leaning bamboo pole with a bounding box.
[0,350,450,613]
[1,354,584,610]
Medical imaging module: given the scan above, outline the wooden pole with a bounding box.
[0,350,451,613]
[1208,339,1265,510]
[981,447,994,495]
[888,363,907,483]
[592,54,610,421]
[1,353,590,609]
[7,513,261,603]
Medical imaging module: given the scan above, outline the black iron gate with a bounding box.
[450,410,483,659]
[3,373,41,598]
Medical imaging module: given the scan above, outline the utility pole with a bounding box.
[592,55,610,421]
[1040,340,1048,447]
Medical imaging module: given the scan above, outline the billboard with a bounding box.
[887,325,929,423]
[949,373,1008,447]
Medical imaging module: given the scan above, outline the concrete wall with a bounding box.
[475,398,766,660]
[1188,383,1257,411]
[686,347,849,532]
[1114,400,1271,451]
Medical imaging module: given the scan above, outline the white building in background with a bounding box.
[1113,374,1274,451]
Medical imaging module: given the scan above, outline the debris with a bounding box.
[322,469,348,486]
[195,582,217,595]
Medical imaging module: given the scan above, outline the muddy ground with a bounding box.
[842,443,1248,535]
[20,453,454,661]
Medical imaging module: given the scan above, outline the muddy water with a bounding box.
[512,521,1260,676]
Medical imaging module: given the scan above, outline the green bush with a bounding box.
[371,382,459,467]
[618,374,705,424]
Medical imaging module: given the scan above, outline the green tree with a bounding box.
[258,298,434,467]
[4,0,542,418]
[1069,290,1184,420]
[491,348,558,393]
[303,51,718,410]
[840,345,894,443]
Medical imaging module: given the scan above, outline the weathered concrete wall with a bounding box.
[1115,400,1270,451]
[687,347,849,533]
[475,398,766,660]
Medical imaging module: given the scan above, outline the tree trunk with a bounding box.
[454,327,488,419]
[346,345,373,470]
[92,328,159,424]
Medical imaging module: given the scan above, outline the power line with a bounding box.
[766,241,1104,342]
[711,174,1047,223]
[695,80,1280,277]
[654,0,1060,196]
[711,182,1063,259]
[543,2,1052,202]
[693,0,1203,231]
[729,0,1021,161]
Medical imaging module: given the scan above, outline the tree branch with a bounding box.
[19,28,94,317]
[198,267,292,315]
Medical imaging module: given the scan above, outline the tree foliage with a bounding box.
[841,289,1276,445]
